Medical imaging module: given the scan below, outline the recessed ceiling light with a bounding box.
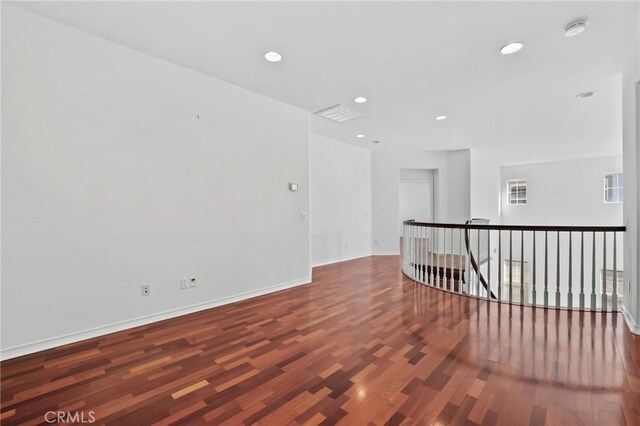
[356,134,365,138]
[500,42,524,55]
[354,96,367,104]
[372,140,380,144]
[565,21,586,37]
[576,91,596,99]
[435,115,447,121]
[264,51,282,62]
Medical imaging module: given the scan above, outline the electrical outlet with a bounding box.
[300,212,308,221]
[374,239,379,245]
[189,277,196,288]
[141,284,150,296]
[180,278,189,290]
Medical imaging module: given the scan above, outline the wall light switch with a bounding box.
[189,277,196,288]
[301,212,308,221]
[180,278,189,290]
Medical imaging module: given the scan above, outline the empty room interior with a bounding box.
[2,1,640,425]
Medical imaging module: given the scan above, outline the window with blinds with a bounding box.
[507,179,527,205]
[600,269,624,308]
[502,260,529,303]
[604,173,623,203]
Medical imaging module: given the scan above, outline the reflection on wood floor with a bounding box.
[1,256,638,425]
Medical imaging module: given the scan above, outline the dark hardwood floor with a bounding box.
[1,256,639,425]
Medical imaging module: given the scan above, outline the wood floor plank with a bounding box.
[171,380,210,400]
[1,256,639,425]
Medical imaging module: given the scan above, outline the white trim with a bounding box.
[372,252,401,256]
[312,253,371,267]
[0,277,311,361]
[622,306,640,335]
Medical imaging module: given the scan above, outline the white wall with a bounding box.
[371,150,470,254]
[309,134,371,266]
[446,150,471,224]
[372,152,402,254]
[501,156,623,226]
[399,170,434,225]
[1,6,311,358]
[622,38,640,333]
[470,148,503,224]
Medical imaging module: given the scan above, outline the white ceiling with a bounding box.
[11,1,640,155]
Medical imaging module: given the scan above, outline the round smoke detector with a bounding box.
[565,21,586,37]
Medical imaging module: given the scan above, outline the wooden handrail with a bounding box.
[403,221,625,233]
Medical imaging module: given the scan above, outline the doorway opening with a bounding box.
[399,169,435,248]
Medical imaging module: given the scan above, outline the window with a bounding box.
[502,260,529,303]
[604,173,623,203]
[600,269,624,308]
[507,179,527,205]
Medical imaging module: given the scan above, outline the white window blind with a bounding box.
[600,269,624,308]
[604,173,623,203]
[507,179,527,205]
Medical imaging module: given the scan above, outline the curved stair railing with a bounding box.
[464,219,496,299]
[402,220,626,312]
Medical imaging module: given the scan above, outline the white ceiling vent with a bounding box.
[314,104,364,123]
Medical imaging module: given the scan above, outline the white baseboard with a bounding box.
[622,306,640,335]
[0,277,311,361]
[372,252,400,256]
[312,253,372,267]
